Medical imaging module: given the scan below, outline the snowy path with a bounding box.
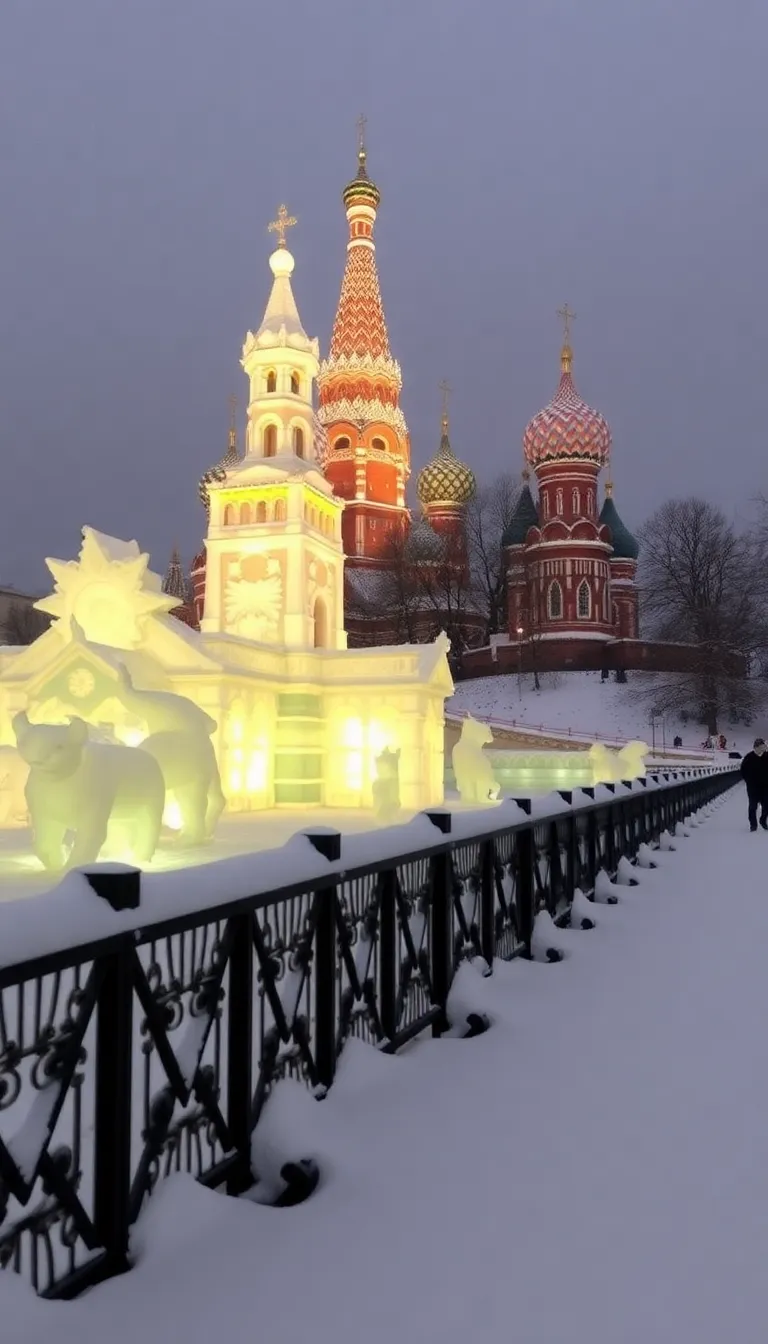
[9,787,768,1344]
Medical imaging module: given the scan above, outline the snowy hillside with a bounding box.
[447,671,752,751]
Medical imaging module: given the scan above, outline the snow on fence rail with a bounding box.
[0,766,740,1300]
[444,709,718,756]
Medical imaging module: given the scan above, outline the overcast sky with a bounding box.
[1,0,765,592]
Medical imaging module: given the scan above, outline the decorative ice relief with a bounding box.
[225,558,282,641]
[115,666,226,845]
[452,717,501,805]
[13,713,165,871]
[35,527,178,650]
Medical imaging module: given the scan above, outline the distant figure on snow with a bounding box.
[739,738,768,832]
[673,735,683,749]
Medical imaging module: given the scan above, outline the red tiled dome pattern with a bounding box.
[523,351,611,469]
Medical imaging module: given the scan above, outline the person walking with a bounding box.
[740,738,768,831]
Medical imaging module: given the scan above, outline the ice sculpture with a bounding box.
[452,716,500,805]
[13,712,165,871]
[115,666,226,843]
[0,746,30,827]
[589,740,649,785]
[372,746,401,823]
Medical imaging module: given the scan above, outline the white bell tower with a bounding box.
[202,207,346,651]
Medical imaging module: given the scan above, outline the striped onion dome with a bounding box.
[523,344,611,469]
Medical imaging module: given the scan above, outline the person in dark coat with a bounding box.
[740,738,768,831]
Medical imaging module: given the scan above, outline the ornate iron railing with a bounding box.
[0,769,738,1299]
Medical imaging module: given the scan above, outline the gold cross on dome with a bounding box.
[357,112,367,151]
[557,303,576,343]
[439,379,452,421]
[268,204,297,248]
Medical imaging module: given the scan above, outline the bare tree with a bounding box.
[637,498,766,733]
[464,474,520,640]
[3,602,51,646]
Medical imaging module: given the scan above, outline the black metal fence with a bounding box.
[0,769,738,1299]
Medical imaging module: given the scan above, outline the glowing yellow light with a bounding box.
[163,800,183,830]
[119,728,145,747]
[246,748,268,792]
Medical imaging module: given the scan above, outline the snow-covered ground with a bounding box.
[448,670,753,750]
[7,785,768,1344]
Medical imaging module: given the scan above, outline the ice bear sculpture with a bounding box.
[589,740,649,786]
[115,666,225,845]
[13,712,165,871]
[0,746,30,827]
[452,716,500,805]
[617,740,648,781]
[372,747,401,824]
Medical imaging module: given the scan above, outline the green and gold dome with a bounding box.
[417,412,475,510]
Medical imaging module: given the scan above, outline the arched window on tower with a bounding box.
[547,581,563,620]
[371,436,387,454]
[255,501,267,524]
[293,426,305,458]
[274,499,286,523]
[572,488,580,514]
[587,489,594,515]
[239,502,251,525]
[223,503,235,526]
[335,435,350,453]
[556,488,564,516]
[290,371,301,395]
[542,492,550,520]
[577,581,591,619]
[263,424,277,457]
[313,597,328,649]
[266,370,277,393]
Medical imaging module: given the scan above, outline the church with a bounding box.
[171,128,649,676]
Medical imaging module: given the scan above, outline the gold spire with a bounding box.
[357,112,368,172]
[557,302,576,373]
[439,378,451,434]
[268,203,297,249]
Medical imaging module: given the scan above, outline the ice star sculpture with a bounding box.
[35,527,178,650]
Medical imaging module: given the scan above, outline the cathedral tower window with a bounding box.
[547,581,563,619]
[556,488,564,516]
[274,499,286,523]
[290,371,301,395]
[239,502,252,525]
[266,370,277,393]
[335,435,350,453]
[542,492,550,519]
[577,581,591,619]
[371,436,387,454]
[256,501,267,523]
[223,503,235,526]
[572,488,580,513]
[263,424,277,457]
[293,426,305,458]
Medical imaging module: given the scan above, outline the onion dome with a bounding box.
[199,409,240,514]
[405,516,446,563]
[502,471,539,546]
[523,342,611,470]
[599,484,639,560]
[417,411,475,509]
[343,122,380,212]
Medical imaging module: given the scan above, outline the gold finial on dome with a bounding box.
[557,302,576,373]
[357,112,368,171]
[439,378,451,434]
[605,479,614,498]
[268,203,297,249]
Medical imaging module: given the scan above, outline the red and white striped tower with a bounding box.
[318,119,410,564]
[516,307,614,641]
